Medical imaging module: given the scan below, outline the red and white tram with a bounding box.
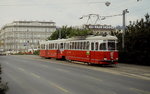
[39,35,118,65]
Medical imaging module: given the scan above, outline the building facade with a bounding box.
[0,21,56,53]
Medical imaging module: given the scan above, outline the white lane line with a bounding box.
[14,55,150,81]
[84,75,103,82]
[121,72,150,81]
[18,67,25,72]
[55,68,70,73]
[130,88,150,94]
[48,81,69,93]
[30,72,41,79]
[17,67,41,79]
[143,73,150,76]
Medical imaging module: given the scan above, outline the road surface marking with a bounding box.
[48,81,69,93]
[143,73,150,76]
[88,67,150,81]
[18,67,25,72]
[18,67,41,79]
[13,55,150,80]
[4,72,41,94]
[84,75,103,82]
[121,72,150,81]
[55,68,70,73]
[130,88,150,94]
[30,72,41,79]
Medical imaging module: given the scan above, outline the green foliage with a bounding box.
[0,64,8,94]
[33,50,39,55]
[48,26,92,40]
[118,13,150,65]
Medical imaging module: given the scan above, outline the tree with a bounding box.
[0,41,4,47]
[47,26,92,40]
[0,64,8,94]
[118,13,150,65]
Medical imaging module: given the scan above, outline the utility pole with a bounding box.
[122,9,129,49]
[58,28,61,39]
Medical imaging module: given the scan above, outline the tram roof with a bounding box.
[40,35,117,44]
[86,35,118,40]
[47,39,69,43]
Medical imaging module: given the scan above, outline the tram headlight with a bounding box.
[116,58,118,60]
[104,58,107,60]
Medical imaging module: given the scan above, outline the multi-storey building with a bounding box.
[0,21,56,53]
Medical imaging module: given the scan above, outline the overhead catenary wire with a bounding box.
[80,13,122,25]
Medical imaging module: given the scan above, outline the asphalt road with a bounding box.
[0,55,150,94]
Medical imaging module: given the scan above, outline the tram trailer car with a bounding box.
[39,35,118,65]
[39,41,49,58]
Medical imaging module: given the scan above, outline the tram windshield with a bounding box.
[108,41,116,50]
[99,40,117,51]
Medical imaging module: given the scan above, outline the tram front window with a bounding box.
[108,41,115,50]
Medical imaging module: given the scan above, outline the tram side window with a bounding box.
[50,44,52,49]
[81,42,84,50]
[66,43,69,49]
[42,44,45,50]
[55,43,57,49]
[74,42,76,49]
[75,42,77,49]
[52,43,54,49]
[80,42,83,50]
[72,42,75,49]
[77,42,80,49]
[95,42,99,50]
[60,43,63,49]
[49,44,51,49]
[58,44,60,49]
[69,42,72,49]
[91,42,94,50]
[86,41,89,50]
[64,43,66,49]
[83,42,86,50]
[100,43,106,50]
[46,45,48,50]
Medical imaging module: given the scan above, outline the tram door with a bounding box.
[90,42,100,64]
[57,43,60,58]
[90,42,96,63]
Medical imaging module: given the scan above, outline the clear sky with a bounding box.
[0,0,149,28]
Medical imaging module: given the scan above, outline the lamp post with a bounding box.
[89,1,111,7]
[80,1,111,24]
[122,9,129,49]
[105,1,111,6]
[57,27,61,39]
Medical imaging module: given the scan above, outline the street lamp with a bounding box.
[89,1,111,7]
[105,1,111,6]
[122,9,129,49]
[80,1,111,24]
